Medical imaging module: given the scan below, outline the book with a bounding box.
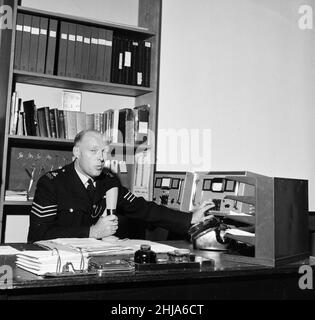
[81,25,91,79]
[57,21,68,77]
[130,40,139,85]
[123,38,132,85]
[36,16,48,74]
[28,15,40,73]
[37,107,48,137]
[58,110,66,139]
[110,34,119,83]
[76,111,86,133]
[118,108,134,144]
[143,41,151,87]
[88,27,99,80]
[49,108,57,138]
[9,91,17,135]
[45,18,58,75]
[96,28,106,81]
[74,24,84,78]
[23,100,37,136]
[64,110,77,139]
[112,109,119,143]
[134,104,150,144]
[16,101,25,136]
[65,22,76,78]
[85,113,94,130]
[13,13,24,70]
[20,14,32,71]
[104,29,113,83]
[136,41,145,86]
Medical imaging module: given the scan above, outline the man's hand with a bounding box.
[191,200,215,225]
[89,214,118,239]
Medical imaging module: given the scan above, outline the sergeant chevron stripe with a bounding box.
[31,202,58,217]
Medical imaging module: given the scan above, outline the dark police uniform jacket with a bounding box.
[28,162,193,242]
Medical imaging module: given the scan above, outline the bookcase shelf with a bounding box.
[14,70,153,97]
[8,135,151,151]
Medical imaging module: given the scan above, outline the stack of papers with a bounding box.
[16,250,89,276]
[0,246,20,255]
[36,238,180,256]
[5,190,28,201]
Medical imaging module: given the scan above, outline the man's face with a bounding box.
[74,132,108,178]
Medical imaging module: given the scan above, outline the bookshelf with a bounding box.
[0,0,161,242]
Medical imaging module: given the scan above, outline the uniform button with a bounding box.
[93,205,96,209]
[62,169,65,172]
[69,208,74,213]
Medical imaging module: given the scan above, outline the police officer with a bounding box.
[28,130,213,242]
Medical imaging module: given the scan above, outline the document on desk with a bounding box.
[35,238,180,255]
[16,250,89,276]
[0,246,20,255]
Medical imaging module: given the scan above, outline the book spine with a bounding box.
[144,41,151,87]
[81,25,91,79]
[45,18,58,75]
[74,24,84,78]
[20,14,32,71]
[14,13,24,70]
[96,28,106,82]
[44,106,52,138]
[49,109,57,138]
[58,110,65,139]
[36,17,48,74]
[57,21,68,77]
[104,29,113,83]
[28,15,40,73]
[66,22,76,78]
[53,108,60,138]
[88,27,99,80]
[37,108,48,137]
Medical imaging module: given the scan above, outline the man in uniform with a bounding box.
[28,130,213,242]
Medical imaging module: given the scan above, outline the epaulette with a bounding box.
[104,169,115,178]
[45,167,65,180]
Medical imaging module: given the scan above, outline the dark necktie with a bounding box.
[86,179,96,201]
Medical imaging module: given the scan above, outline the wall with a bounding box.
[157,0,315,210]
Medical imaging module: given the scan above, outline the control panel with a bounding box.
[153,171,255,215]
[153,172,194,211]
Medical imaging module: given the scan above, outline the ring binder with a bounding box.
[51,248,62,274]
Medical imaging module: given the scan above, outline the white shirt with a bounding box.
[75,167,96,189]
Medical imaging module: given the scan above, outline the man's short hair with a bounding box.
[74,130,108,146]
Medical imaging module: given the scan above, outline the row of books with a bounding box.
[111,36,151,87]
[14,13,151,87]
[9,92,150,144]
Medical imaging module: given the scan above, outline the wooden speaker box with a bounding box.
[220,172,309,266]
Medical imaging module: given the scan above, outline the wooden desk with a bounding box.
[0,241,314,300]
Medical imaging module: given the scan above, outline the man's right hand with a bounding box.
[89,214,118,239]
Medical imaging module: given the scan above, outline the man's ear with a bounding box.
[73,146,80,159]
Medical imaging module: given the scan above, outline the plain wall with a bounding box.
[157,0,315,210]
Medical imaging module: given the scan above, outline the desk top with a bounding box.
[0,241,312,292]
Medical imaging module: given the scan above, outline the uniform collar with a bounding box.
[74,163,96,188]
